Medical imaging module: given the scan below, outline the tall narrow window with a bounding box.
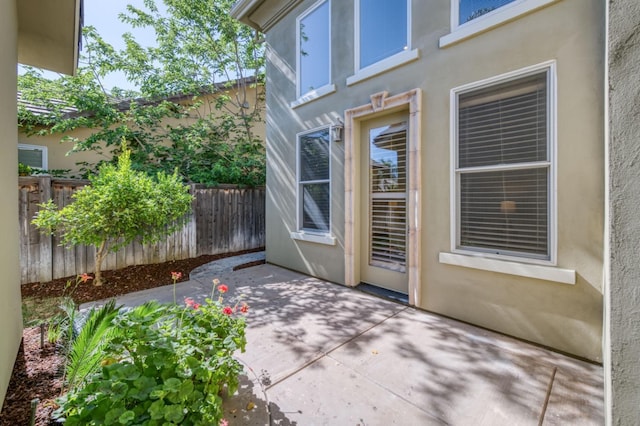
[458,0,517,25]
[297,0,330,97]
[357,0,409,70]
[298,128,331,233]
[454,68,553,260]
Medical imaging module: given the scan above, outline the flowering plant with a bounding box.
[54,278,247,425]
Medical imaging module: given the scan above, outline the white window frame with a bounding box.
[440,0,560,48]
[18,143,48,169]
[348,0,419,86]
[291,126,335,245]
[449,61,557,266]
[293,0,335,107]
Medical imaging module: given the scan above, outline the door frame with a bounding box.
[344,89,422,305]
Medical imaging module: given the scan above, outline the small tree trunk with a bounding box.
[93,240,107,286]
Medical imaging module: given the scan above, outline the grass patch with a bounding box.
[22,296,69,327]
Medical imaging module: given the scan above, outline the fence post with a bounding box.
[38,176,53,283]
[189,184,197,258]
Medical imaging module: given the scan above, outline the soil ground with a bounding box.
[0,248,264,426]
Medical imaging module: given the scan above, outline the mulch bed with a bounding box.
[0,248,264,426]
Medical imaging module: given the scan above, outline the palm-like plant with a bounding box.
[49,299,122,393]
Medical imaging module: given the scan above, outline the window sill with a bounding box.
[346,49,420,86]
[438,252,575,285]
[291,84,337,109]
[291,231,336,246]
[439,0,559,48]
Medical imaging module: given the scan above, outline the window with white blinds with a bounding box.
[18,144,47,169]
[298,128,331,233]
[455,69,552,260]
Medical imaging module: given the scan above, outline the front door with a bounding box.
[360,113,409,294]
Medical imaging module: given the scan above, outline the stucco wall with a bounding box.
[265,0,604,360]
[607,0,640,423]
[19,88,266,176]
[0,0,24,408]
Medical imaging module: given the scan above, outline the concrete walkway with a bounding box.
[101,253,604,425]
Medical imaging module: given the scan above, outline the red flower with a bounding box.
[219,420,229,426]
[222,306,233,315]
[79,273,93,284]
[217,284,228,294]
[239,303,249,314]
[184,297,201,310]
[171,271,183,281]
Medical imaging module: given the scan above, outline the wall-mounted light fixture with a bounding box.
[332,118,344,142]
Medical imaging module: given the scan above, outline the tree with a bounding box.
[32,146,193,286]
[18,0,265,186]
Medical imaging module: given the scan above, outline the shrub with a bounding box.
[32,145,193,286]
[54,292,247,425]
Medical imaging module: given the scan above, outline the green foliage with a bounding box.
[18,163,32,176]
[18,0,266,186]
[32,146,193,285]
[64,300,121,392]
[46,297,79,346]
[54,294,248,425]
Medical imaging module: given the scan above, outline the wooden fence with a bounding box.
[18,177,265,284]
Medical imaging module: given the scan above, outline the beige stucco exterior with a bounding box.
[235,0,604,362]
[0,1,24,409]
[1,0,80,408]
[20,88,266,175]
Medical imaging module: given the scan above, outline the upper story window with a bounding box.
[18,144,47,169]
[356,0,409,70]
[297,0,331,98]
[452,63,555,263]
[458,0,516,25]
[298,127,331,233]
[441,0,558,48]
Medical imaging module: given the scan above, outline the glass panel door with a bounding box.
[360,114,409,294]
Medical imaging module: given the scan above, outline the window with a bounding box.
[298,128,331,233]
[297,0,331,98]
[356,0,409,70]
[453,65,554,262]
[18,144,47,169]
[458,0,517,25]
[441,0,558,48]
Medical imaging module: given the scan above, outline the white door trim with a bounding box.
[344,88,422,306]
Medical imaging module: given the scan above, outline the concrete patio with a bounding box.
[99,252,604,425]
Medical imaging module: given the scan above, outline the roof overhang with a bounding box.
[17,0,83,76]
[230,0,301,32]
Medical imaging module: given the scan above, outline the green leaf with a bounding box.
[105,407,126,425]
[119,410,136,424]
[163,404,185,423]
[163,377,182,392]
[148,399,166,420]
[178,379,195,401]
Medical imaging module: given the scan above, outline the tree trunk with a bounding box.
[93,240,107,286]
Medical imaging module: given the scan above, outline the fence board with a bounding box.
[19,177,265,284]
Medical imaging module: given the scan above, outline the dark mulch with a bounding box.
[0,248,264,426]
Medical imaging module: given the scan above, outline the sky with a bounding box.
[20,0,161,91]
[84,0,162,90]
